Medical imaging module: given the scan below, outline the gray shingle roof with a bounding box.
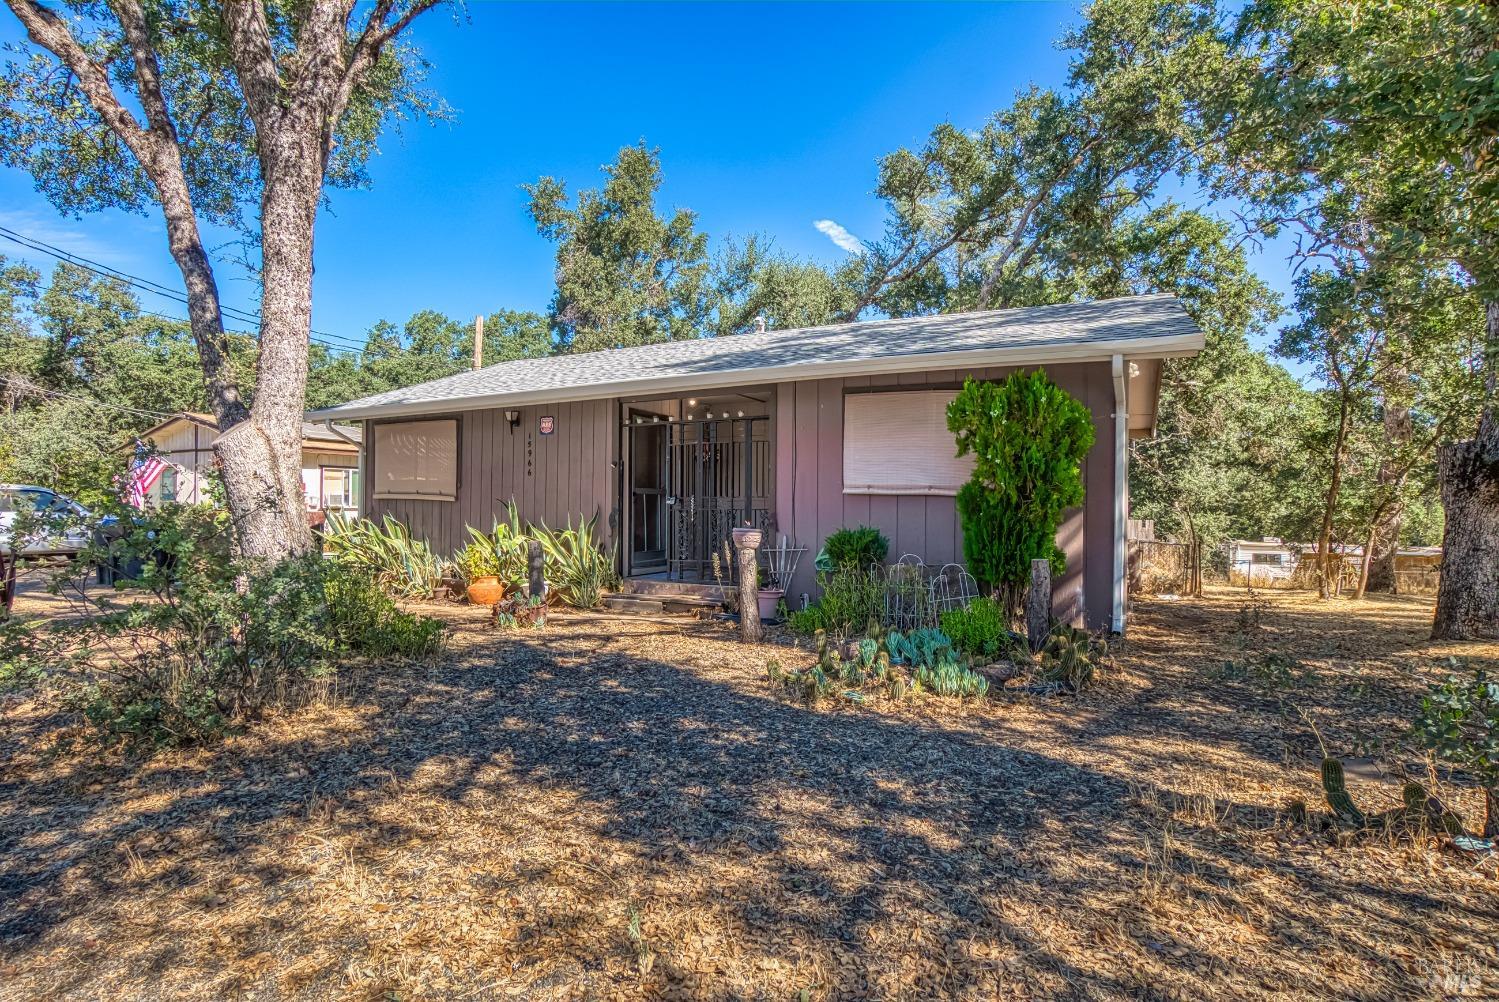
[301,421,362,445]
[308,293,1201,421]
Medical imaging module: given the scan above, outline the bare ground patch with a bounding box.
[2,587,1496,1000]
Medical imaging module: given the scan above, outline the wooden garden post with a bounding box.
[527,540,545,603]
[1027,558,1051,653]
[732,526,763,643]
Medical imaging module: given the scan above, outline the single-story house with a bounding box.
[1226,538,1302,584]
[307,294,1203,631]
[1227,538,1443,590]
[130,412,363,517]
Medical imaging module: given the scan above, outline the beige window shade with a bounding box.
[843,391,973,496]
[373,419,458,500]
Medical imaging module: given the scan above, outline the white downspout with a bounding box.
[1111,354,1128,634]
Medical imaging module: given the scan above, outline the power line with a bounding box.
[0,373,181,421]
[0,225,369,352]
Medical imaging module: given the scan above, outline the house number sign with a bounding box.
[539,415,555,435]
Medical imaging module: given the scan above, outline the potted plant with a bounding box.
[457,538,505,606]
[756,564,784,622]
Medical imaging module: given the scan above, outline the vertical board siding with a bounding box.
[776,361,1113,630]
[366,400,618,558]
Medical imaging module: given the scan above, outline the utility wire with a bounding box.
[0,373,181,421]
[0,225,369,352]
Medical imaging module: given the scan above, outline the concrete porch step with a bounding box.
[602,589,730,616]
[620,577,736,602]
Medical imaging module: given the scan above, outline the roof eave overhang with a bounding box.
[306,331,1204,423]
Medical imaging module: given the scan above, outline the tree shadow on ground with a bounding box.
[2,610,1494,999]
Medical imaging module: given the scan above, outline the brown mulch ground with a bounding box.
[2,586,1497,1000]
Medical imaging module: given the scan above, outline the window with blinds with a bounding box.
[373,419,458,501]
[843,391,973,495]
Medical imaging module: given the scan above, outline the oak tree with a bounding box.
[0,0,448,560]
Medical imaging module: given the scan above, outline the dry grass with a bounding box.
[2,586,1497,1000]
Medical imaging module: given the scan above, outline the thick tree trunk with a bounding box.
[214,132,322,561]
[1431,437,1499,638]
[1432,301,1499,640]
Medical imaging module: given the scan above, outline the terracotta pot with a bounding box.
[466,576,506,606]
[757,587,784,621]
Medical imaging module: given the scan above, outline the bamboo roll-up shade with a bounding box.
[373,419,458,500]
[843,391,973,496]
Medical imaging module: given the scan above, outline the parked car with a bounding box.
[0,484,97,559]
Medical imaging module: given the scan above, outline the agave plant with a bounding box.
[323,513,447,599]
[462,507,529,588]
[528,512,619,609]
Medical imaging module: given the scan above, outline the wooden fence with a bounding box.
[1128,539,1201,596]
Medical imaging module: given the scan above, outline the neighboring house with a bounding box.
[1226,538,1302,584]
[1227,538,1442,591]
[130,413,363,517]
[307,294,1203,631]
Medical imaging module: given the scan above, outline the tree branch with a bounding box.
[3,0,152,154]
[220,0,284,134]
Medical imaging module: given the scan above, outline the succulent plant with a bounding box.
[1320,757,1367,827]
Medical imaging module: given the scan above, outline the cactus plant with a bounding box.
[1320,757,1367,827]
[1038,624,1109,692]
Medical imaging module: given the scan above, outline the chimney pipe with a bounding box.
[473,314,484,370]
[754,314,767,334]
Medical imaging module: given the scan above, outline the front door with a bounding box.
[628,419,669,573]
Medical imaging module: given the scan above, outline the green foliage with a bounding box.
[820,526,889,569]
[804,566,886,635]
[529,513,619,609]
[0,1,448,235]
[914,660,989,700]
[19,505,444,750]
[948,372,1094,590]
[457,513,529,588]
[940,597,1016,659]
[322,514,448,600]
[455,539,500,583]
[527,143,861,352]
[885,627,955,670]
[785,604,826,636]
[1413,658,1499,833]
[306,310,554,410]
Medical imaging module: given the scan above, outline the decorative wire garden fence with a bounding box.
[881,555,980,631]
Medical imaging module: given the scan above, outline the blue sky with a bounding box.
[0,1,1299,357]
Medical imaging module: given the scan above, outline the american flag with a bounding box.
[126,453,168,508]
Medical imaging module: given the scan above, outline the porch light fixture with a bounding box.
[504,409,520,430]
[687,398,698,406]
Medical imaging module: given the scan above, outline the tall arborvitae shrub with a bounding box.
[946,371,1095,595]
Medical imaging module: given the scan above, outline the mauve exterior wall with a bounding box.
[364,399,618,558]
[772,361,1117,630]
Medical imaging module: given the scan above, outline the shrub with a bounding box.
[323,514,447,599]
[20,506,444,751]
[821,526,889,569]
[947,372,1094,595]
[1413,658,1499,837]
[785,604,826,635]
[940,597,1017,659]
[455,538,501,583]
[808,566,885,635]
